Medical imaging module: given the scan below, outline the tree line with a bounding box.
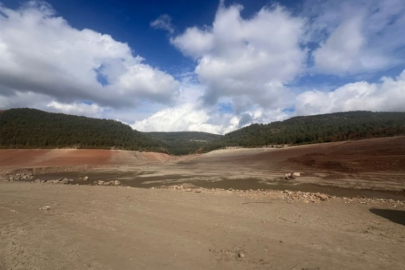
[0,108,167,152]
[203,111,405,151]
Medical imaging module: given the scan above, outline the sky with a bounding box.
[0,0,404,134]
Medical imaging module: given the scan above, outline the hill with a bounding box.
[204,111,405,151]
[146,131,222,155]
[0,108,167,152]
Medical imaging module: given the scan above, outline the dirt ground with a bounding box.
[1,182,404,270]
[2,137,405,192]
[1,137,405,269]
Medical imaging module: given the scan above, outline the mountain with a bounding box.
[204,111,405,151]
[0,108,167,152]
[145,131,222,155]
[2,109,404,155]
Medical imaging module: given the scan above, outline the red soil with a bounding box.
[0,149,174,168]
[288,136,405,172]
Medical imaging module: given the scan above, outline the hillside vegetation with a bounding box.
[146,131,222,155]
[0,108,167,152]
[1,109,404,155]
[204,111,405,151]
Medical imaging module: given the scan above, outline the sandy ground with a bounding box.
[1,182,404,270]
[2,137,405,192]
[1,137,405,269]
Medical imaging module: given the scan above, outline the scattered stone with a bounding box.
[97,180,105,185]
[113,180,121,186]
[195,189,202,193]
[83,176,89,181]
[60,178,70,185]
[40,206,51,211]
[237,252,245,258]
[292,172,301,177]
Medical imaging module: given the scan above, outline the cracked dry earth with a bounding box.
[1,182,404,270]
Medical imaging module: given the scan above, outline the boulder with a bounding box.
[60,178,70,185]
[83,176,89,181]
[284,173,295,180]
[292,172,301,177]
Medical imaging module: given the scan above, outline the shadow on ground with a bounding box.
[369,209,405,226]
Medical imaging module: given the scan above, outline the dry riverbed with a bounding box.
[1,181,404,270]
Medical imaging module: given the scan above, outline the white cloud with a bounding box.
[295,70,405,115]
[170,27,214,59]
[150,14,175,34]
[46,101,105,118]
[0,2,179,109]
[309,0,405,75]
[131,103,223,134]
[1,0,405,135]
[171,3,306,111]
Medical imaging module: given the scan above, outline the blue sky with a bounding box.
[0,0,404,134]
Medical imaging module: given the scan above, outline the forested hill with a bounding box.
[0,108,167,152]
[2,109,405,155]
[204,111,405,151]
[146,131,222,155]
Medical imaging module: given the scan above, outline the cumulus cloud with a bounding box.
[295,70,405,115]
[1,0,404,134]
[0,2,179,110]
[150,14,175,34]
[171,3,306,111]
[46,101,105,118]
[309,0,405,74]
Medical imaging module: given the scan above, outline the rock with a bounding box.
[113,180,121,186]
[317,194,329,201]
[97,180,105,185]
[83,176,89,181]
[195,189,202,193]
[34,179,41,183]
[284,173,295,180]
[103,181,112,186]
[60,178,70,185]
[40,206,51,211]
[292,172,301,177]
[237,252,245,258]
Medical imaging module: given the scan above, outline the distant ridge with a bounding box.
[204,111,405,152]
[146,131,222,155]
[1,109,405,155]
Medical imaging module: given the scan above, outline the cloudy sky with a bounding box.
[0,0,404,134]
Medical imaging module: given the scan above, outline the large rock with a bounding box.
[284,173,295,180]
[292,172,301,177]
[60,178,70,185]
